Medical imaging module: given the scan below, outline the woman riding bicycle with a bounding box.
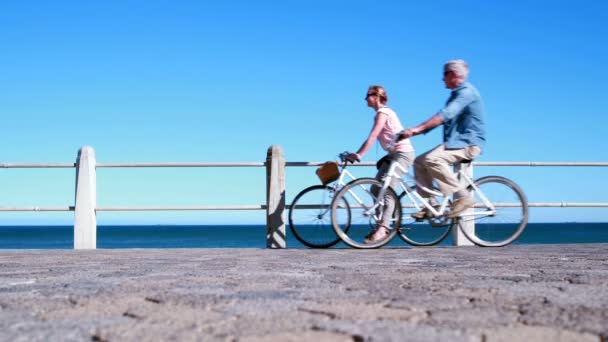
[344,85,415,243]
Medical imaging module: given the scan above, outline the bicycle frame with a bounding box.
[333,162,387,221]
[453,171,497,218]
[373,159,497,219]
[334,165,357,190]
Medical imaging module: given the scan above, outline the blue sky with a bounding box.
[1,0,607,224]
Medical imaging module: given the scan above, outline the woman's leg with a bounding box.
[377,151,415,228]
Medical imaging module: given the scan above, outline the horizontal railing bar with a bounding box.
[97,162,265,168]
[96,205,268,211]
[288,162,608,167]
[0,163,76,168]
[287,162,375,167]
[400,203,608,208]
[527,202,608,207]
[298,203,608,209]
[4,202,608,212]
[473,162,608,167]
[0,207,74,211]
[2,162,606,169]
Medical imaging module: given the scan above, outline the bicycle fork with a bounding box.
[456,171,497,218]
[361,163,399,222]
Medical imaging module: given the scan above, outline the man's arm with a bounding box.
[400,86,474,140]
[399,114,444,139]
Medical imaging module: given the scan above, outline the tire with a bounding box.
[397,188,452,246]
[288,185,349,248]
[331,178,400,249]
[457,176,528,247]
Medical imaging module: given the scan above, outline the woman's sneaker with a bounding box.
[364,226,389,244]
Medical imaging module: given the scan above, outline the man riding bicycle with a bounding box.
[399,59,486,219]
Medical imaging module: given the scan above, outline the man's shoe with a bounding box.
[364,226,389,244]
[447,197,476,218]
[411,208,430,220]
[411,204,441,220]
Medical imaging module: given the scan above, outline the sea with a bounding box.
[0,223,607,249]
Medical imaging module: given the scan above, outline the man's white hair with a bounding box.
[445,59,469,79]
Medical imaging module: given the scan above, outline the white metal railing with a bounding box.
[97,162,265,167]
[0,146,288,249]
[1,145,607,249]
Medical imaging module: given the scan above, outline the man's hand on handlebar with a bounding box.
[398,127,418,140]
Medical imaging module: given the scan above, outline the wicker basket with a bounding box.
[316,161,340,185]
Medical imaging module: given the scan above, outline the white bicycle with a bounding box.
[330,156,529,249]
[289,153,376,248]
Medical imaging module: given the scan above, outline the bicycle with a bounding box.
[289,153,373,248]
[330,156,529,249]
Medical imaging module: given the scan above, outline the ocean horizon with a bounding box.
[0,223,607,249]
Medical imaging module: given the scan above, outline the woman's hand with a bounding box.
[344,152,360,163]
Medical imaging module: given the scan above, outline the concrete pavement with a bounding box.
[0,244,607,341]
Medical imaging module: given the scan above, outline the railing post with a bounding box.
[453,162,474,246]
[266,145,286,248]
[74,146,97,249]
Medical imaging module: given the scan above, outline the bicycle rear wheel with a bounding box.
[331,178,400,249]
[397,189,452,246]
[289,185,349,248]
[458,176,528,247]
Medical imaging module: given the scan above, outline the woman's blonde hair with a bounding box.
[368,85,388,104]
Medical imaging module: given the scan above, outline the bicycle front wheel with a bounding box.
[289,185,349,248]
[458,176,528,247]
[331,178,400,249]
[397,189,452,246]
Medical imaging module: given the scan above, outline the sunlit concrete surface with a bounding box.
[0,245,607,341]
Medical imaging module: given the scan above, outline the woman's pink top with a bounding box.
[376,107,414,153]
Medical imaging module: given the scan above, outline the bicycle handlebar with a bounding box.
[341,132,401,165]
[338,151,358,166]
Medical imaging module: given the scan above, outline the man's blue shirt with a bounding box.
[437,82,486,150]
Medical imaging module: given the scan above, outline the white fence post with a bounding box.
[453,162,475,246]
[74,146,97,249]
[266,145,286,248]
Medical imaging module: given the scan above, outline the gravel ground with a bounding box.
[0,244,607,341]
